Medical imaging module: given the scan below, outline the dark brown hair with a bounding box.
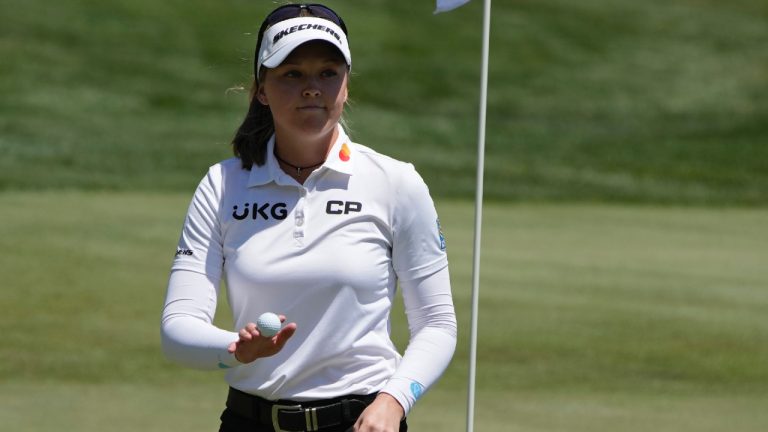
[232,77,272,169]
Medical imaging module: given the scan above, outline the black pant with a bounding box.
[219,407,408,431]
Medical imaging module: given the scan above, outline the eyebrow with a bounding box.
[280,58,345,66]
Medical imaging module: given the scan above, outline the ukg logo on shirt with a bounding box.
[232,202,288,221]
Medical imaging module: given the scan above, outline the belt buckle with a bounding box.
[271,404,303,432]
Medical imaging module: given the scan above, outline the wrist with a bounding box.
[376,392,405,420]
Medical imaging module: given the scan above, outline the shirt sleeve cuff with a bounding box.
[216,349,242,369]
[380,377,424,416]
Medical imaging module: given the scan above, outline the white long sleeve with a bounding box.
[160,269,240,369]
[380,266,457,414]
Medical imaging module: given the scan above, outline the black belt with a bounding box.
[226,387,377,432]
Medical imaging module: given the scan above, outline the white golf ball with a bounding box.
[257,312,282,337]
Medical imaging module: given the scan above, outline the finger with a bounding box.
[239,328,253,341]
[279,323,297,339]
[278,314,287,323]
[245,323,261,337]
[227,342,237,353]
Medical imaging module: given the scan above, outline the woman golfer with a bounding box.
[161,4,457,431]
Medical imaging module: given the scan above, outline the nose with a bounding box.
[303,87,321,98]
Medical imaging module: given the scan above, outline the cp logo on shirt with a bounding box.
[326,200,362,215]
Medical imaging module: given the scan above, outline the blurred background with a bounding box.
[1,0,766,431]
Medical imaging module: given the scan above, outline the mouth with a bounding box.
[297,105,325,110]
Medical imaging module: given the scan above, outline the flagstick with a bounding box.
[466,0,491,431]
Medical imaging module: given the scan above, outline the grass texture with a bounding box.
[1,192,766,430]
[1,0,767,203]
[1,0,767,430]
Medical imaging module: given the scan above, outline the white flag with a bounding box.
[435,0,470,13]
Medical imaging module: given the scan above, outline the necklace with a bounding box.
[274,151,325,176]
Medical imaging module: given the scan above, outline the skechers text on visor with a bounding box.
[256,17,351,77]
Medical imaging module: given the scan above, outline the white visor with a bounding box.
[256,17,351,77]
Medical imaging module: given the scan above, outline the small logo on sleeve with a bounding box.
[175,248,193,257]
[437,218,446,251]
[410,382,424,400]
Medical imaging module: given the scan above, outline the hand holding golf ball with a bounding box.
[227,313,297,364]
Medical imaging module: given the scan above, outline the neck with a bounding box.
[274,151,325,176]
[273,126,339,167]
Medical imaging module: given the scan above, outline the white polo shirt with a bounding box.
[171,127,448,400]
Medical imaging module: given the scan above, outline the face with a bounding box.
[257,41,349,141]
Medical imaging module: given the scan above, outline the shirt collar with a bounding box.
[246,126,355,188]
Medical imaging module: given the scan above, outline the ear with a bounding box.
[256,85,269,106]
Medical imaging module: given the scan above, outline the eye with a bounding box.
[321,68,339,78]
[283,70,302,78]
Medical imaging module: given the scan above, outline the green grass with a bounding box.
[1,192,767,430]
[1,0,767,429]
[1,0,767,203]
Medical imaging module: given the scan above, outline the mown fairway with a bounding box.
[1,192,766,431]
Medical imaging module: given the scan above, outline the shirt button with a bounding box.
[293,230,304,238]
[296,217,304,226]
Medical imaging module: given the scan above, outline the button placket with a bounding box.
[293,187,308,246]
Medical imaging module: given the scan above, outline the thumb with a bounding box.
[274,323,297,348]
